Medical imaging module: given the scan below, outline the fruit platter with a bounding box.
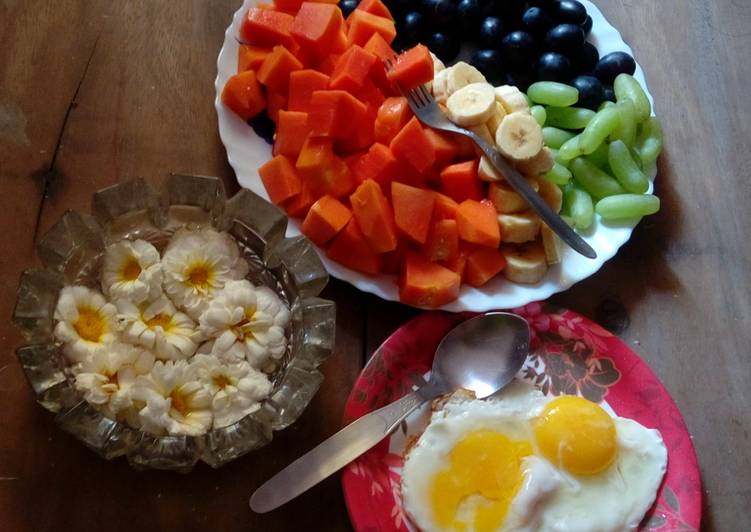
[215,0,663,311]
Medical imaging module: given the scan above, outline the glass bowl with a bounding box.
[12,174,336,471]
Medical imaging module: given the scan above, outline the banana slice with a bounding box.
[498,210,542,243]
[486,102,508,136]
[515,147,555,176]
[469,123,495,147]
[488,179,539,213]
[446,82,496,127]
[538,179,563,213]
[431,52,446,74]
[495,85,530,114]
[432,68,449,104]
[478,156,505,182]
[503,242,548,284]
[540,224,561,265]
[496,111,544,162]
[446,62,486,96]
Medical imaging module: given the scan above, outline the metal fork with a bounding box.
[390,76,597,259]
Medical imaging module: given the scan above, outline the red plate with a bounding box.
[341,303,702,531]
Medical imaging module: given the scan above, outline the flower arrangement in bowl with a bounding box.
[12,174,335,471]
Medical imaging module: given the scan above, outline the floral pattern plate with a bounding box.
[341,304,701,531]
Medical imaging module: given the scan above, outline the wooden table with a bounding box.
[1,1,749,530]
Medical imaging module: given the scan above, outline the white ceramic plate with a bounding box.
[214,0,656,311]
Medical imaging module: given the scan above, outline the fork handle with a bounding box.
[470,135,597,259]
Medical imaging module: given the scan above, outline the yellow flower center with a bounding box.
[170,390,189,417]
[185,261,213,289]
[213,374,233,389]
[146,313,173,331]
[73,306,108,343]
[121,258,142,281]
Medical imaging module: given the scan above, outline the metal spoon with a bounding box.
[250,312,531,513]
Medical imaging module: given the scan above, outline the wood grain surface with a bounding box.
[1,0,749,530]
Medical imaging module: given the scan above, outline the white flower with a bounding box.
[73,343,154,419]
[54,286,119,362]
[192,354,272,428]
[198,280,290,369]
[101,239,162,304]
[161,228,249,319]
[116,295,199,361]
[130,359,213,436]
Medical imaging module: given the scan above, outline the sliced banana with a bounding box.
[495,85,530,114]
[538,179,563,213]
[498,210,542,243]
[488,179,539,213]
[486,102,508,136]
[496,111,544,162]
[432,68,449,104]
[469,123,495,147]
[446,82,496,127]
[540,224,561,265]
[515,147,555,176]
[431,52,446,74]
[446,61,486,96]
[503,242,548,284]
[478,156,505,182]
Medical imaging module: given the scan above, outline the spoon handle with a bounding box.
[250,391,426,513]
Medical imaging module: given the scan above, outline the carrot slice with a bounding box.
[291,2,344,62]
[240,8,296,49]
[257,45,303,92]
[456,199,501,247]
[399,253,461,308]
[465,247,507,287]
[347,10,396,47]
[296,137,355,197]
[386,44,434,89]
[258,155,303,205]
[301,195,352,246]
[439,160,483,202]
[425,219,459,262]
[327,218,382,275]
[238,45,271,72]
[374,96,412,145]
[329,45,378,92]
[287,70,330,112]
[389,116,436,175]
[350,179,399,253]
[221,70,266,120]
[274,110,311,157]
[391,181,435,244]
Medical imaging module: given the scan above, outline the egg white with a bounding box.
[401,381,668,532]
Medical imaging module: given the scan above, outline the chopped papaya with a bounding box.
[266,90,288,122]
[353,0,393,20]
[283,182,315,218]
[317,53,341,76]
[392,181,435,244]
[363,32,395,62]
[334,108,376,153]
[274,110,311,157]
[439,160,483,202]
[350,179,399,253]
[433,193,459,220]
[257,45,303,92]
[374,96,412,145]
[386,44,434,89]
[326,218,382,275]
[389,116,436,175]
[425,219,459,262]
[354,79,386,111]
[240,8,295,49]
[329,45,378,92]
[296,137,355,197]
[348,143,400,191]
[465,247,507,287]
[308,90,368,139]
[381,239,406,274]
[399,253,461,308]
[258,155,303,205]
[301,195,352,246]
[221,70,266,120]
[287,70,330,112]
[425,129,459,167]
[347,10,396,47]
[238,44,271,72]
[456,199,501,247]
[442,249,468,280]
[291,3,344,62]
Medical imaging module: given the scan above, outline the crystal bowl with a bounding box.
[12,175,336,471]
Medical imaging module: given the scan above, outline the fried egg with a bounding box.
[401,381,667,532]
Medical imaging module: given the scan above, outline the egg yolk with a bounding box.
[534,396,617,475]
[430,431,532,531]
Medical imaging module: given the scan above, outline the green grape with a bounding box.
[570,157,626,198]
[550,149,571,169]
[608,140,649,193]
[530,105,547,126]
[599,101,616,110]
[543,127,576,149]
[609,100,637,147]
[595,194,660,219]
[585,142,611,171]
[635,117,664,166]
[563,185,595,229]
[614,74,651,123]
[527,82,579,107]
[578,106,621,155]
[558,135,583,161]
[542,162,573,185]
[545,107,596,130]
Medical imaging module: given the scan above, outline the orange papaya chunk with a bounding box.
[221,70,266,120]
